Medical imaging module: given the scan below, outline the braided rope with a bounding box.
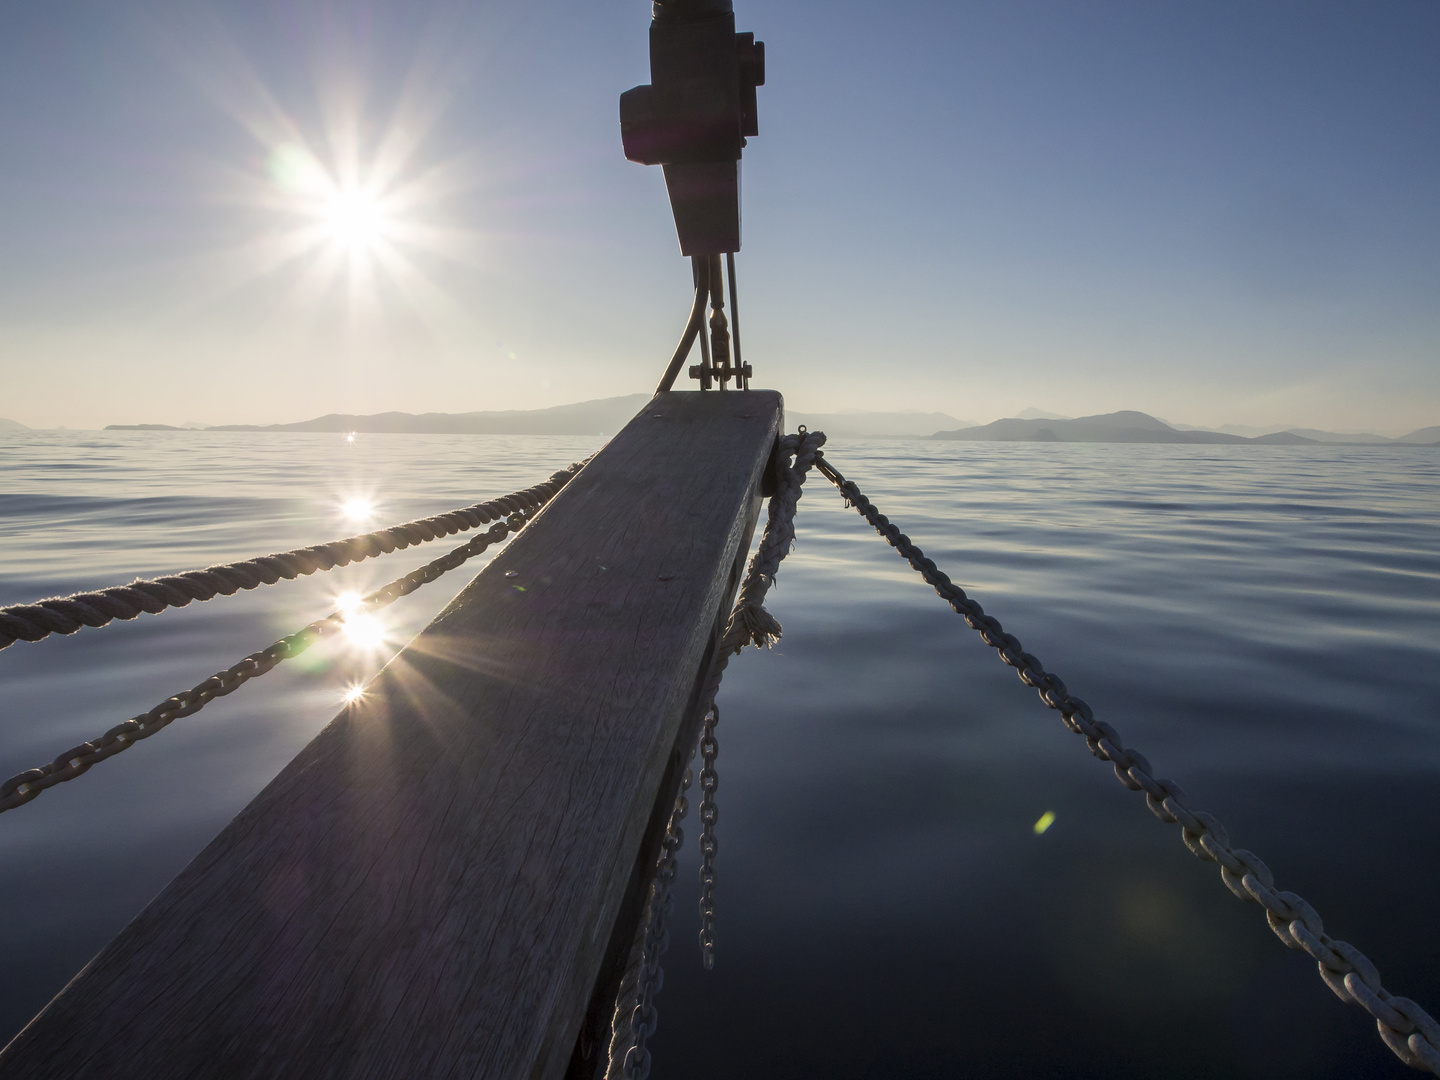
[719,428,826,655]
[814,450,1440,1076]
[0,461,588,816]
[0,466,584,652]
[610,428,827,1080]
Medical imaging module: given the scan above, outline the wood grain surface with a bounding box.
[0,389,783,1080]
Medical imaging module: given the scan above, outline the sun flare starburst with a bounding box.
[157,15,500,377]
[183,36,483,321]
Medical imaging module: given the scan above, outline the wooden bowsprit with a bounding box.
[0,390,784,1080]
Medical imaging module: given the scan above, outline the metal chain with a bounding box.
[0,481,580,816]
[697,706,720,969]
[813,449,1440,1076]
[609,428,828,1079]
[617,769,691,1080]
[0,465,586,652]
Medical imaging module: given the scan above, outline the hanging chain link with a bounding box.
[618,769,691,1080]
[697,706,720,970]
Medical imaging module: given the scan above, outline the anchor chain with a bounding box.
[814,450,1440,1076]
[0,500,561,815]
[0,465,585,652]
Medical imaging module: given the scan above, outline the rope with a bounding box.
[0,466,584,652]
[610,428,827,1080]
[0,461,589,815]
[814,450,1440,1076]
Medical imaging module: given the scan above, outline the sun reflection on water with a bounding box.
[334,590,389,653]
[341,497,375,524]
[342,612,388,651]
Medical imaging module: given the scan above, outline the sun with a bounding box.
[323,188,389,253]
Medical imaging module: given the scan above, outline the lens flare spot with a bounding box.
[342,683,367,705]
[1033,811,1057,835]
[267,144,327,195]
[345,432,357,444]
[335,590,364,616]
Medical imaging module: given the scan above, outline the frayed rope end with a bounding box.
[725,603,783,653]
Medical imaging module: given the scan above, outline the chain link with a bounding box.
[618,770,691,1080]
[697,706,720,970]
[0,487,580,816]
[814,449,1440,1076]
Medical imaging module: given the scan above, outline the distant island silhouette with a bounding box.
[928,410,1415,444]
[931,410,1440,445]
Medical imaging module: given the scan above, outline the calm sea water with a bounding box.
[1,430,1437,1078]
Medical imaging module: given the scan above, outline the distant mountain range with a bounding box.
[0,417,32,433]
[1393,425,1440,444]
[932,411,1440,445]
[112,396,655,436]
[66,400,1440,445]
[101,399,975,439]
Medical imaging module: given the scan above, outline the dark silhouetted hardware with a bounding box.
[620,0,764,256]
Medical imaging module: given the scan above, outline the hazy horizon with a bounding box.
[3,2,1438,434]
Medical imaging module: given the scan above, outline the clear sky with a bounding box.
[1,1,1437,433]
